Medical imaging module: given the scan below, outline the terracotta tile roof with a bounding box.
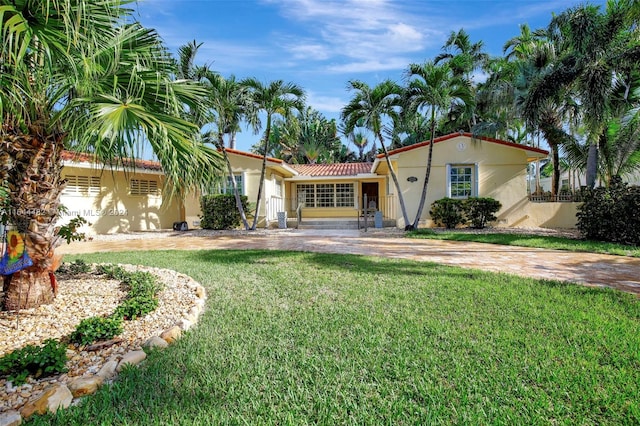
[61,151,163,171]
[290,163,372,177]
[224,148,284,164]
[377,132,549,157]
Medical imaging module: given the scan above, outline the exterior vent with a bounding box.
[130,179,160,196]
[63,175,101,195]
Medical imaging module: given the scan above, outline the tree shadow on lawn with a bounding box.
[187,249,636,303]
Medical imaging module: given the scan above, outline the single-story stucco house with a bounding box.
[58,132,581,234]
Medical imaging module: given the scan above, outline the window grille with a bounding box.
[296,183,355,208]
[448,165,476,198]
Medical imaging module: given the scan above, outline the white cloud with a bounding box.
[266,0,441,74]
[306,92,346,113]
[285,41,332,60]
[326,58,411,74]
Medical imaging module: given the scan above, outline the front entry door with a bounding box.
[361,182,379,211]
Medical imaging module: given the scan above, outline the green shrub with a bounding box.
[0,339,68,385]
[70,316,123,346]
[200,194,248,230]
[122,271,163,298]
[429,198,465,229]
[577,178,640,245]
[463,197,501,229]
[96,264,128,281]
[113,296,159,320]
[112,270,162,320]
[94,266,163,321]
[58,259,91,275]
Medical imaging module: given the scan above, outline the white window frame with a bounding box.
[446,164,478,199]
[296,184,316,207]
[274,178,283,198]
[296,183,355,208]
[220,173,244,196]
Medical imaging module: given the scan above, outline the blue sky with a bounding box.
[135,0,606,153]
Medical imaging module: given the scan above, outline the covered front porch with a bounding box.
[265,194,398,229]
[260,162,397,229]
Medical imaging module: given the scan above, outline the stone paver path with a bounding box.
[58,229,640,297]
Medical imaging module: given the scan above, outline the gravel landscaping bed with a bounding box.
[0,264,202,414]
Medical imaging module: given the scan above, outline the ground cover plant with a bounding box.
[67,265,164,345]
[407,229,640,257]
[31,250,639,425]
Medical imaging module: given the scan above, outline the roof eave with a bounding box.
[285,173,378,181]
[62,160,165,175]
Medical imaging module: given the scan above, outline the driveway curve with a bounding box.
[58,229,640,297]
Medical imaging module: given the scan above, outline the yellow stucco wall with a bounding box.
[498,200,580,228]
[182,153,291,229]
[59,165,181,234]
[183,192,202,229]
[390,135,551,228]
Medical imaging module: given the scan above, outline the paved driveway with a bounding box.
[58,229,640,296]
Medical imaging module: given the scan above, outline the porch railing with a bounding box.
[267,195,398,221]
[266,196,285,222]
[528,192,584,203]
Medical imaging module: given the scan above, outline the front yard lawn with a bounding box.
[407,229,640,257]
[36,250,639,425]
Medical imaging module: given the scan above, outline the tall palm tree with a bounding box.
[435,29,489,80]
[434,29,488,131]
[242,79,305,230]
[0,0,222,310]
[519,59,579,196]
[503,23,549,61]
[524,0,640,188]
[203,73,255,229]
[404,61,473,229]
[341,80,411,228]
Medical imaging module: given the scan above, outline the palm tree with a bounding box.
[519,59,579,196]
[503,24,548,61]
[524,1,640,188]
[279,107,343,164]
[242,79,305,230]
[0,1,222,310]
[203,73,255,229]
[435,29,489,80]
[341,80,412,228]
[349,131,369,161]
[404,61,473,229]
[434,29,488,131]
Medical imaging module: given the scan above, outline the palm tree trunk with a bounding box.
[251,116,271,230]
[586,141,598,188]
[221,145,250,230]
[412,110,437,229]
[551,145,560,197]
[1,128,66,310]
[376,133,411,230]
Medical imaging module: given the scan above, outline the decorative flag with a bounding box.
[0,230,33,275]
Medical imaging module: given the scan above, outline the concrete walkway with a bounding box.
[58,229,640,297]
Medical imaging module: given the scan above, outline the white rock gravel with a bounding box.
[0,264,205,415]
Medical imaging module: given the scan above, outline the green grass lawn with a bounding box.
[407,229,640,257]
[34,250,639,425]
